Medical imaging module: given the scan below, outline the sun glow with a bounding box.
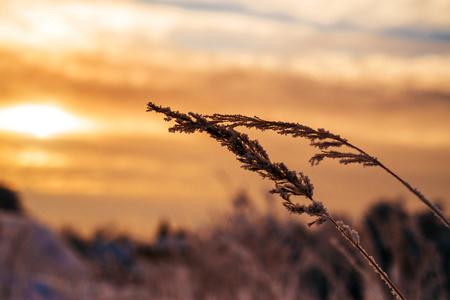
[0,104,90,138]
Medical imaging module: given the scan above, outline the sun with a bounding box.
[0,104,89,138]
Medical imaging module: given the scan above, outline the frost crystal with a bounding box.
[336,220,360,244]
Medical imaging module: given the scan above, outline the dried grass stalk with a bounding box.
[147,102,449,300]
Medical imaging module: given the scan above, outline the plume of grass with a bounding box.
[146,102,407,300]
[189,113,449,229]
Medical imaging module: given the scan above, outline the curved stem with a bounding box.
[329,218,406,300]
[345,142,450,229]
[378,163,450,229]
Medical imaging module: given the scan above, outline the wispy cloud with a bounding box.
[143,0,450,30]
[2,0,449,66]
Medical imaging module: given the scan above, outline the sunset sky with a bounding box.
[1,0,449,239]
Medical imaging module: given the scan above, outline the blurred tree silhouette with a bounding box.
[0,183,23,214]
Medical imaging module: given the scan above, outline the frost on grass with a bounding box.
[147,102,411,300]
[190,113,380,168]
[335,220,360,244]
[147,102,328,226]
[148,102,450,231]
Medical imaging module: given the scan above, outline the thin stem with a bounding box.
[344,141,450,229]
[377,162,450,229]
[329,218,406,300]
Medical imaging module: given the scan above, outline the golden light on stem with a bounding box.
[0,104,91,138]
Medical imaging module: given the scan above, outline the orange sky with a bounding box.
[1,0,449,239]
